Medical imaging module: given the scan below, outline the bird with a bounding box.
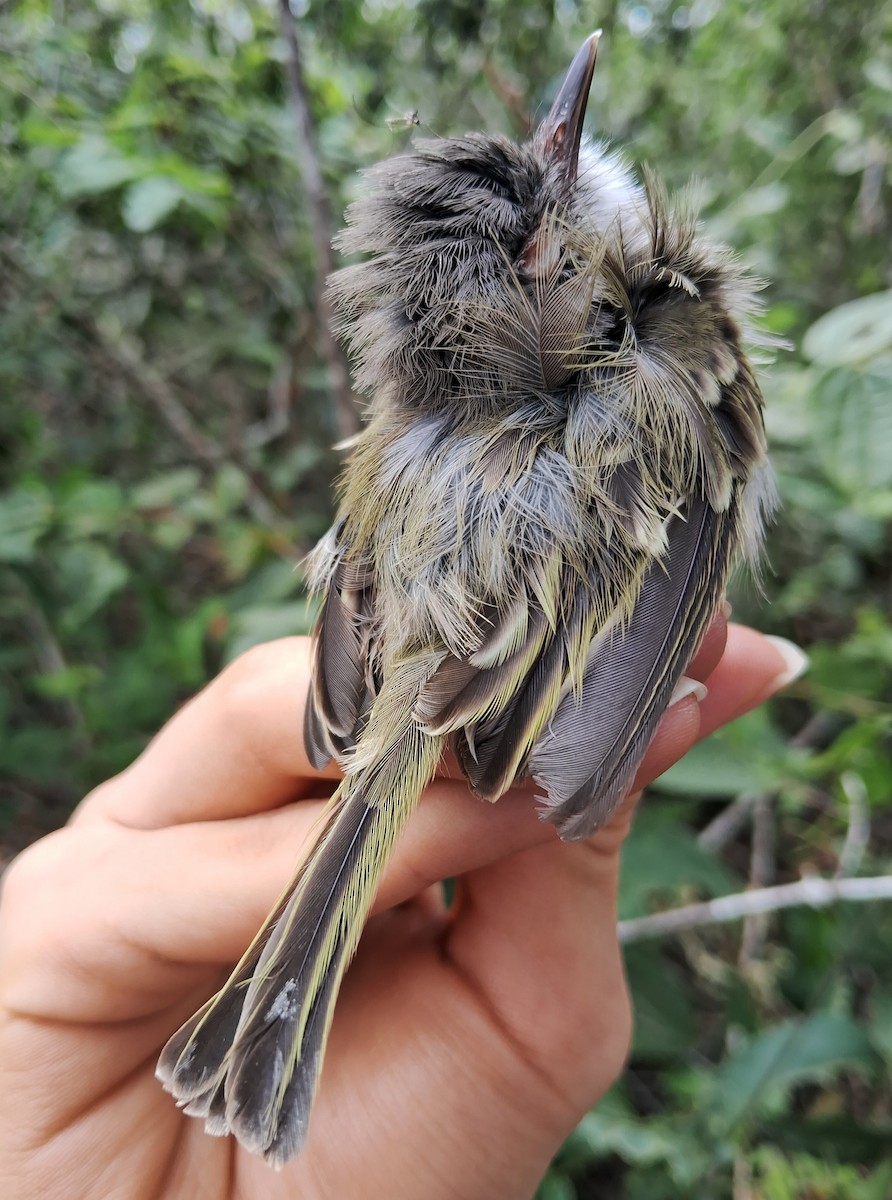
[156,32,775,1166]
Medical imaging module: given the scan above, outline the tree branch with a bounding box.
[618,875,892,944]
[89,322,293,539]
[278,0,360,441]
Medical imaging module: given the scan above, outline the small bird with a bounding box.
[157,33,775,1165]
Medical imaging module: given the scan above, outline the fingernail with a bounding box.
[764,635,809,690]
[669,674,708,707]
[721,599,733,620]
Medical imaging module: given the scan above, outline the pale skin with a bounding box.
[0,621,797,1200]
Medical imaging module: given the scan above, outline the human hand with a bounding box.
[0,622,802,1200]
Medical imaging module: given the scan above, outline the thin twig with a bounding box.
[618,875,892,944]
[95,323,223,465]
[697,711,840,854]
[92,324,292,537]
[836,771,871,879]
[739,793,776,964]
[246,357,292,448]
[278,0,360,442]
[697,789,760,853]
[737,111,838,197]
[482,60,531,135]
[2,569,87,739]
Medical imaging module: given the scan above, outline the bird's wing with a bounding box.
[416,491,738,842]
[528,493,737,839]
[303,550,379,769]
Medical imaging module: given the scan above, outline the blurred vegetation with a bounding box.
[2,0,891,1195]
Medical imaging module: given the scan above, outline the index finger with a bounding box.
[77,638,331,829]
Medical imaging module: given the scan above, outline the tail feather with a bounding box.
[157,725,442,1166]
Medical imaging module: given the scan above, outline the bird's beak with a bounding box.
[540,32,600,181]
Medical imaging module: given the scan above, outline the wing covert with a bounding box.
[303,540,378,769]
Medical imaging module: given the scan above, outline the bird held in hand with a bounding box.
[157,33,775,1166]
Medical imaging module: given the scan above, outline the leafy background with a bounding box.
[2,0,891,1196]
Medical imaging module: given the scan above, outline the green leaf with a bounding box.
[654,709,790,799]
[213,463,250,514]
[867,992,892,1066]
[122,177,185,232]
[865,58,892,92]
[767,1113,892,1167]
[225,558,307,609]
[721,181,789,224]
[619,806,739,919]
[625,945,698,1059]
[751,1146,874,1199]
[810,361,892,495]
[573,1095,709,1185]
[18,113,79,147]
[709,1012,876,1130]
[223,602,314,661]
[57,479,126,538]
[131,468,203,509]
[0,487,52,562]
[150,513,196,550]
[142,154,231,196]
[803,291,892,366]
[53,135,142,197]
[534,1170,575,1200]
[651,730,764,797]
[56,543,129,629]
[34,663,102,699]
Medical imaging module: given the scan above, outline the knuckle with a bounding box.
[0,835,64,912]
[212,637,310,775]
[70,777,120,823]
[216,637,305,719]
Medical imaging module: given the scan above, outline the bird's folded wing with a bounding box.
[303,552,378,769]
[416,492,738,841]
[529,493,737,838]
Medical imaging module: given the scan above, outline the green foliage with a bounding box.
[2,0,892,1195]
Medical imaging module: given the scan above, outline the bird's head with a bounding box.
[330,34,646,415]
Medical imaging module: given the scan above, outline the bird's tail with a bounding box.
[156,688,443,1167]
